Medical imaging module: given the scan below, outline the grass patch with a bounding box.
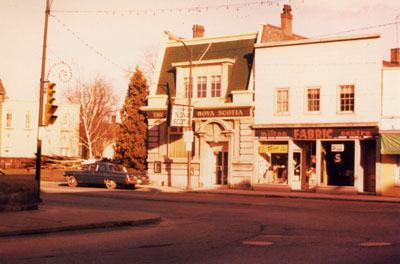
[0,174,38,212]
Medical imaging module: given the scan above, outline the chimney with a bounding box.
[281,4,293,36]
[192,24,205,38]
[391,48,400,64]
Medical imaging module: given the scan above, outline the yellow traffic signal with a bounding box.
[44,82,58,126]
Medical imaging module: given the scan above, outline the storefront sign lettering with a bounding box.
[256,127,378,139]
[170,105,193,127]
[293,128,333,140]
[259,130,289,138]
[194,107,251,118]
[147,111,167,119]
[259,144,288,154]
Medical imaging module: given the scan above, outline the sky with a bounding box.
[1,0,400,106]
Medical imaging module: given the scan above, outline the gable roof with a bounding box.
[259,24,306,43]
[156,33,257,100]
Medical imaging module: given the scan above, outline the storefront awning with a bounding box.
[380,134,400,155]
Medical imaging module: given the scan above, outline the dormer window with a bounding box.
[197,76,207,98]
[211,75,221,98]
[173,58,235,100]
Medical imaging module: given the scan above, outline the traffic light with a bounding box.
[44,82,58,126]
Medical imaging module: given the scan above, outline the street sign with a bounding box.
[184,131,194,152]
[170,104,193,127]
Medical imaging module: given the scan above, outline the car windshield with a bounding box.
[109,164,127,172]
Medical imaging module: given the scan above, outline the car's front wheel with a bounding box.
[105,179,117,189]
[68,176,78,187]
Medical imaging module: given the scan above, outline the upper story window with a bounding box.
[61,114,69,131]
[276,88,289,114]
[184,77,193,98]
[173,58,235,101]
[197,76,207,98]
[6,112,12,128]
[25,112,32,129]
[307,87,320,112]
[339,85,355,113]
[211,75,221,98]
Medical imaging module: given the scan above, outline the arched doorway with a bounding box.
[198,120,233,188]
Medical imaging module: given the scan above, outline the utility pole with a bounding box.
[35,0,51,202]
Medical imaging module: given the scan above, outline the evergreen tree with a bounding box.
[114,67,148,173]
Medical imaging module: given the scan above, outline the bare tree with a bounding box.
[128,46,157,85]
[63,74,118,159]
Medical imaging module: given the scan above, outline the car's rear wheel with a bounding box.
[68,176,78,187]
[105,179,117,189]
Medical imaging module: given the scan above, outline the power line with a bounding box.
[312,21,400,38]
[50,14,131,75]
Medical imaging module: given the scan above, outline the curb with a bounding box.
[187,190,400,204]
[0,216,161,237]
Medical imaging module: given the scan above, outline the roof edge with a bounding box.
[165,32,257,47]
[255,33,381,49]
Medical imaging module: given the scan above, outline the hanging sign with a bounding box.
[331,144,345,152]
[170,104,193,127]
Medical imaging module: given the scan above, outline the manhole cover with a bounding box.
[242,241,274,246]
[359,242,392,247]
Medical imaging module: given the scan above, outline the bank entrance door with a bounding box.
[216,151,228,185]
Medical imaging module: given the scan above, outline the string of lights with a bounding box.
[50,0,295,15]
[50,14,131,75]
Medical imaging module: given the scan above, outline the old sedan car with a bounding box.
[63,162,150,189]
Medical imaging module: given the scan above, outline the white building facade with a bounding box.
[253,33,382,193]
[0,97,80,163]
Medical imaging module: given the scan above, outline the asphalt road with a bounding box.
[1,184,400,264]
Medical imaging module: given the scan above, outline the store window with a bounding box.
[276,88,289,114]
[211,75,221,98]
[197,76,207,98]
[258,142,288,184]
[339,85,355,113]
[169,127,186,158]
[307,87,320,112]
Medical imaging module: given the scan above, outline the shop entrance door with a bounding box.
[361,140,376,192]
[216,151,228,185]
[292,151,302,189]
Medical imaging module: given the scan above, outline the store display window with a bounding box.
[258,142,288,184]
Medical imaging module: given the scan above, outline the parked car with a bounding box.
[63,162,151,189]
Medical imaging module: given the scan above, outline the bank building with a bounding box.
[143,5,303,189]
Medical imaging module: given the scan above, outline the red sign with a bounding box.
[256,127,378,140]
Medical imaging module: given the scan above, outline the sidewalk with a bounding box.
[0,203,161,237]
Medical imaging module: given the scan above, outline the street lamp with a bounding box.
[164,30,193,190]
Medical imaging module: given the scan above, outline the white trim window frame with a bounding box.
[184,77,193,99]
[337,84,355,114]
[197,76,207,98]
[305,87,321,114]
[211,75,222,98]
[275,88,290,115]
[25,112,32,129]
[6,112,13,129]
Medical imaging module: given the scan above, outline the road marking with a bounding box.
[359,242,393,247]
[242,241,274,246]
